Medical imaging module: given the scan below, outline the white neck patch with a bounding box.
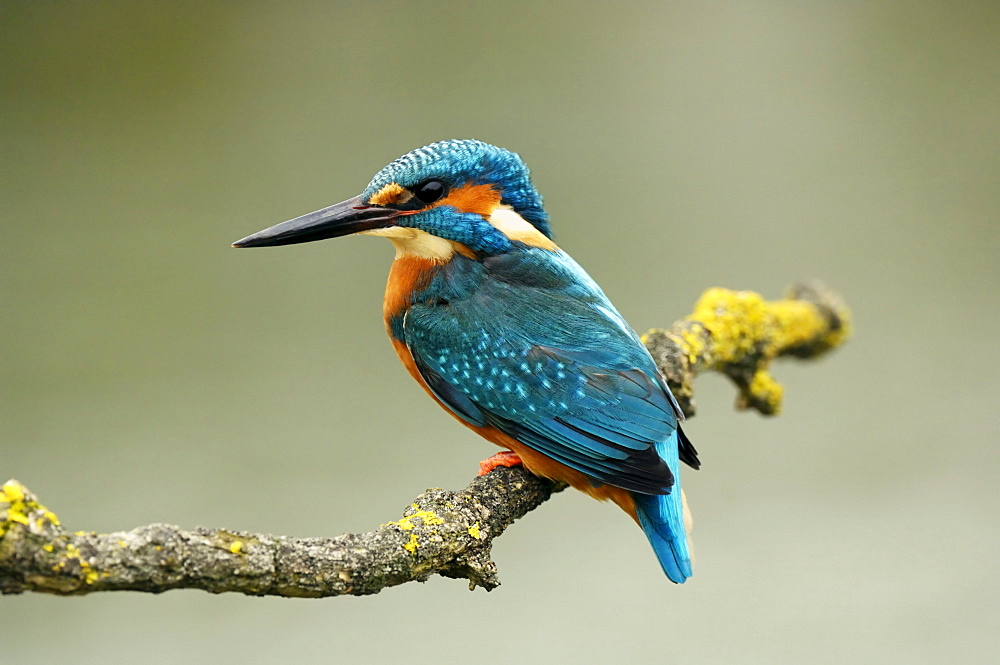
[488,206,558,250]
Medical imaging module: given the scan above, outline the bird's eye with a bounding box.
[413,179,446,204]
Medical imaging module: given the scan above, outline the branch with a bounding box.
[0,469,560,596]
[1,280,850,597]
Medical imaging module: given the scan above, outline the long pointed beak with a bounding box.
[232,195,401,248]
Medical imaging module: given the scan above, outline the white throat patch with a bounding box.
[361,226,456,261]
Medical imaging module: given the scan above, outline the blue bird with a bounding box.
[233,140,700,582]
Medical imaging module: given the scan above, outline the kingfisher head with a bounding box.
[233,140,553,258]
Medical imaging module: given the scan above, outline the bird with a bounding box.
[233,139,700,582]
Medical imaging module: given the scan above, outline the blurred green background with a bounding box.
[3,1,998,663]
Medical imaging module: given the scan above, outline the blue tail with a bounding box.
[632,430,692,583]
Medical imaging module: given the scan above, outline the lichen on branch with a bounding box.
[643,280,850,416]
[1,280,849,597]
[1,472,563,596]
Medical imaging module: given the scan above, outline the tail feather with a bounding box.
[632,430,692,583]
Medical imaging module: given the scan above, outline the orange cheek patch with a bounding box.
[369,182,411,206]
[435,182,502,217]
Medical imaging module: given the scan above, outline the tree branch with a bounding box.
[1,280,850,597]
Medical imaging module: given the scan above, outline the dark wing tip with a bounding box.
[678,426,700,470]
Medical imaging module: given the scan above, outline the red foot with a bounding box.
[478,450,523,476]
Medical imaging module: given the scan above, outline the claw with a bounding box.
[478,450,523,476]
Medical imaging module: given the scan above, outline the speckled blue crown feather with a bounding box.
[362,140,551,238]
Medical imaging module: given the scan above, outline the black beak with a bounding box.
[232,195,401,248]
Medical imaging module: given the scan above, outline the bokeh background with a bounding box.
[3,2,998,663]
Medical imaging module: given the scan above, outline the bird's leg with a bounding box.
[478,450,523,476]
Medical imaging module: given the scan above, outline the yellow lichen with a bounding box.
[52,542,100,584]
[81,564,100,585]
[229,541,244,555]
[3,482,25,503]
[1,480,60,538]
[679,324,708,366]
[745,371,784,414]
[766,301,816,350]
[686,287,848,367]
[414,509,444,525]
[688,289,766,366]
[467,523,481,539]
[659,286,851,414]
[402,533,419,553]
[386,509,446,532]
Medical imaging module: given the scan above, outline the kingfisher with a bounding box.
[233,140,700,582]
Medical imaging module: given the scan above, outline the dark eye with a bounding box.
[413,179,446,204]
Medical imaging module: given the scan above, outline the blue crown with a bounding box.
[362,140,551,238]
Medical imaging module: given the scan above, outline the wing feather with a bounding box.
[401,249,694,494]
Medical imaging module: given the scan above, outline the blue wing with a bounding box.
[402,249,698,494]
[402,248,698,582]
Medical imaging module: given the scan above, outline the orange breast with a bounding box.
[383,255,436,327]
